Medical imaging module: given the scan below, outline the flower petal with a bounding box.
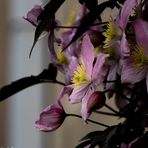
[116,0,138,30]
[133,19,148,55]
[121,58,147,84]
[69,84,89,104]
[57,86,73,101]
[35,102,66,132]
[81,34,95,78]
[23,5,43,26]
[92,53,109,84]
[81,87,95,121]
[120,32,130,57]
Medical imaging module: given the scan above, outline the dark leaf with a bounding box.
[79,0,98,11]
[75,140,92,148]
[30,0,65,57]
[109,0,125,9]
[80,131,103,141]
[76,126,117,148]
[0,64,57,101]
[63,1,110,51]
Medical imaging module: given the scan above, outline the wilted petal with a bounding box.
[23,5,43,26]
[92,53,109,84]
[69,84,89,104]
[57,86,73,101]
[81,34,95,78]
[133,19,148,55]
[35,102,66,132]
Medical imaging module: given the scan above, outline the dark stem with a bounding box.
[94,110,121,117]
[40,79,65,86]
[55,21,108,29]
[67,113,109,128]
[105,104,119,114]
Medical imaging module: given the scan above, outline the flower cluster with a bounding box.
[1,0,148,147]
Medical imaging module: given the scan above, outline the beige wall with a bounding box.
[0,0,8,146]
[0,1,119,148]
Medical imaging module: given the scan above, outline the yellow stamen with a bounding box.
[103,18,122,47]
[72,64,89,87]
[57,49,68,64]
[66,9,77,26]
[133,46,148,68]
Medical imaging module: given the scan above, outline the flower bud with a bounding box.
[87,91,106,113]
[35,102,66,132]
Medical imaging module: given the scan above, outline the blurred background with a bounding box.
[0,0,118,148]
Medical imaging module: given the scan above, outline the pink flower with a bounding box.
[69,34,109,120]
[121,19,148,91]
[35,101,66,132]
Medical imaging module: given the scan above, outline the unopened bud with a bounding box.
[35,101,66,132]
[87,91,106,113]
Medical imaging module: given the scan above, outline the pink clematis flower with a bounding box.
[69,34,109,120]
[35,101,66,132]
[103,0,139,94]
[121,19,148,91]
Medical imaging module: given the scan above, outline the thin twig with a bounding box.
[67,113,109,128]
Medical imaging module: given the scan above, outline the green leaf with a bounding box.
[30,0,65,57]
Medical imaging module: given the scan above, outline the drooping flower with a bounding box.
[35,101,66,132]
[69,34,109,120]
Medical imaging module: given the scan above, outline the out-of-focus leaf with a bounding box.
[63,1,110,51]
[75,140,91,148]
[79,0,98,11]
[0,64,57,101]
[80,131,103,141]
[76,126,118,148]
[109,0,125,9]
[30,0,65,57]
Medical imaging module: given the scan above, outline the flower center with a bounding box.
[103,19,122,47]
[133,46,148,68]
[57,52,68,64]
[72,64,89,87]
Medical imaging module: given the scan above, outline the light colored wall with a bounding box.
[0,1,119,148]
[0,0,8,146]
